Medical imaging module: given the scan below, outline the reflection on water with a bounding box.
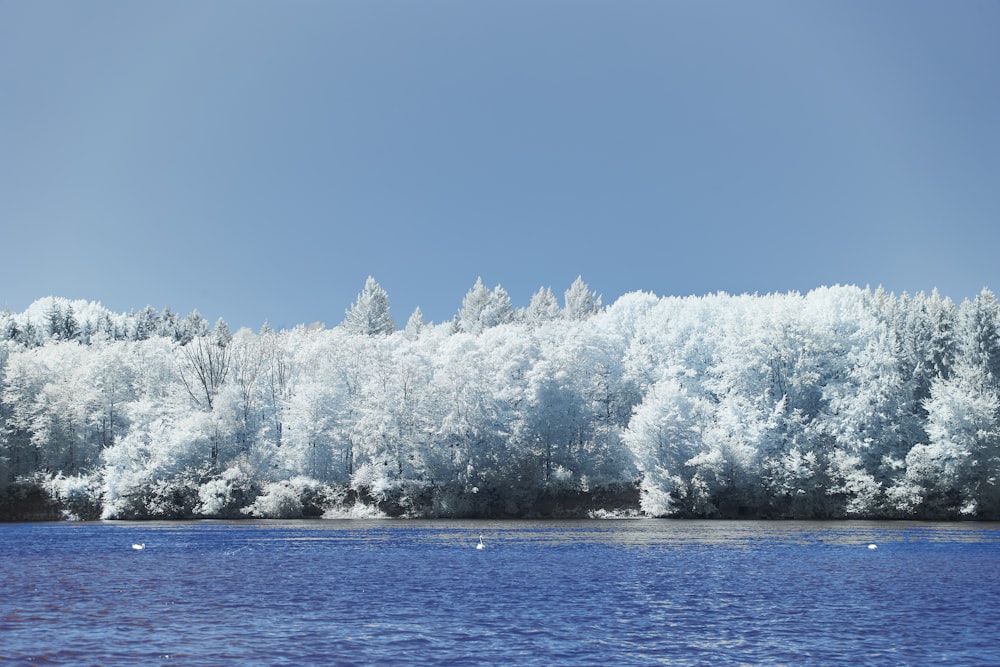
[166,517,1000,548]
[2,519,999,666]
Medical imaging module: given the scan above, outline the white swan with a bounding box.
[476,535,485,550]
[867,543,877,550]
[132,543,145,550]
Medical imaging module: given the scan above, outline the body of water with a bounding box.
[1,520,998,665]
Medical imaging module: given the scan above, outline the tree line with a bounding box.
[1,278,998,520]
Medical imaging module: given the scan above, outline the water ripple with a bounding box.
[1,520,999,665]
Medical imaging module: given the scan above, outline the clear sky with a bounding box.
[2,1,998,331]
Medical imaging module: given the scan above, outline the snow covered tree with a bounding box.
[890,365,1000,517]
[40,298,80,343]
[181,310,209,343]
[524,287,562,326]
[178,321,232,412]
[459,278,491,334]
[959,289,1000,389]
[926,290,958,381]
[459,278,514,334]
[343,276,395,336]
[227,328,268,453]
[158,306,182,342]
[132,306,159,341]
[404,307,426,338]
[564,276,602,320]
[623,378,709,516]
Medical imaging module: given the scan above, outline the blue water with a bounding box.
[1,520,998,666]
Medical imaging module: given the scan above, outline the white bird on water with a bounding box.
[868,543,878,550]
[476,535,485,550]
[132,543,145,550]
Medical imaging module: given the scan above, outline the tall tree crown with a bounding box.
[343,276,395,336]
[564,276,602,320]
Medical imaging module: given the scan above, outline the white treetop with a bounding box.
[343,276,395,336]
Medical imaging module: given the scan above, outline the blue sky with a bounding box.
[2,1,998,331]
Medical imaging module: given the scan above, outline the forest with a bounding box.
[1,277,999,521]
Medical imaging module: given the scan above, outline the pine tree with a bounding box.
[343,276,395,336]
[927,289,958,381]
[181,311,209,344]
[961,289,1000,389]
[45,298,64,340]
[564,276,602,320]
[459,277,492,334]
[404,307,426,338]
[525,287,562,326]
[459,277,513,334]
[132,306,158,341]
[483,284,514,328]
[62,304,79,342]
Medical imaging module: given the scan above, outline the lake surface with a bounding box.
[1,520,998,666]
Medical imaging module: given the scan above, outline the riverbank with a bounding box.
[0,478,643,522]
[4,477,998,522]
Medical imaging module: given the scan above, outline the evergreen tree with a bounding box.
[459,278,492,335]
[159,307,181,341]
[483,284,514,328]
[404,307,426,338]
[45,299,64,341]
[181,311,209,344]
[459,278,513,334]
[62,304,80,342]
[525,287,562,326]
[960,289,1000,389]
[926,289,958,381]
[2,313,21,344]
[343,276,395,336]
[132,306,158,341]
[96,312,118,342]
[564,276,602,320]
